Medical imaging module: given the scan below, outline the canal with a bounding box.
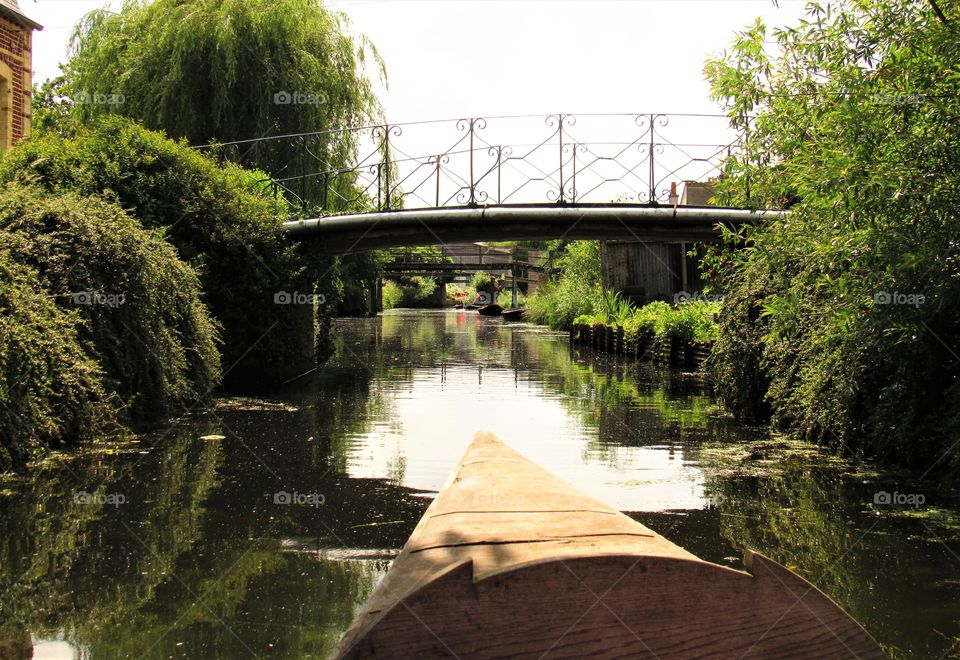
[1,309,958,658]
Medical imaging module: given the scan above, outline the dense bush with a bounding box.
[705,0,960,470]
[334,253,386,317]
[381,277,442,309]
[0,185,221,424]
[0,116,319,387]
[469,271,495,293]
[526,241,601,329]
[659,301,721,345]
[0,246,115,469]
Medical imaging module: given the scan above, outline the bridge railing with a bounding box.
[195,113,744,218]
[383,245,550,270]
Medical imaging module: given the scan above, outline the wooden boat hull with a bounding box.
[476,303,502,316]
[501,307,524,321]
[332,432,883,659]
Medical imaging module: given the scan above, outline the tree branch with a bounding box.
[927,0,950,25]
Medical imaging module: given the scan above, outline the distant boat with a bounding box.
[332,432,884,659]
[453,302,464,309]
[476,303,502,316]
[501,307,524,321]
[465,304,480,310]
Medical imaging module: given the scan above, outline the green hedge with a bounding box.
[0,185,221,425]
[0,244,114,469]
[0,116,317,387]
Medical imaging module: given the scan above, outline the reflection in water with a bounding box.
[0,309,957,658]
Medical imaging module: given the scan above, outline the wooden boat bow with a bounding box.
[333,431,884,659]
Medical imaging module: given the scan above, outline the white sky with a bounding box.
[27,0,810,121]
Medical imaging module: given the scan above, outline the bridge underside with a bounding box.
[282,204,782,253]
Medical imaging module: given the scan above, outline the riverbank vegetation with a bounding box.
[380,247,447,309]
[526,240,721,349]
[0,0,383,468]
[383,277,441,309]
[526,241,600,328]
[443,272,509,307]
[0,117,316,389]
[0,242,115,469]
[704,0,960,473]
[576,297,721,348]
[0,182,225,467]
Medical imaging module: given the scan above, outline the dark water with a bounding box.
[1,309,958,659]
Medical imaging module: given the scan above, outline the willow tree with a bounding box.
[704,0,960,471]
[65,0,383,190]
[66,0,388,332]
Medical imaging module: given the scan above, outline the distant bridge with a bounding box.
[196,113,784,253]
[383,260,545,278]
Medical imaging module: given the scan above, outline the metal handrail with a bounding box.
[199,113,749,217]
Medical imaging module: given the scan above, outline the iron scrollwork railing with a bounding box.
[194,113,746,219]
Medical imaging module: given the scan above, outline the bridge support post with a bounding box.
[511,265,518,308]
[369,277,382,316]
[680,241,689,293]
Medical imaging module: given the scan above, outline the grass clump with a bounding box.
[576,298,721,347]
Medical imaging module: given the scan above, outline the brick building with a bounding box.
[0,0,41,152]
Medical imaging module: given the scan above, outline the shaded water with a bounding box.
[1,309,958,658]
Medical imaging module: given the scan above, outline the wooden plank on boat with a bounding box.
[332,431,884,659]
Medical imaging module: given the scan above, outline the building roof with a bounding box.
[0,0,43,31]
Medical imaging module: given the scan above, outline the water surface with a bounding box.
[1,310,957,658]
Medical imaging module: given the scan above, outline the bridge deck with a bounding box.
[283,203,784,252]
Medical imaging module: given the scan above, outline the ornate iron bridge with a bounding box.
[196,113,782,251]
[201,113,745,213]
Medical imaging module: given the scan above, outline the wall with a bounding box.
[0,7,36,151]
[601,180,715,302]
